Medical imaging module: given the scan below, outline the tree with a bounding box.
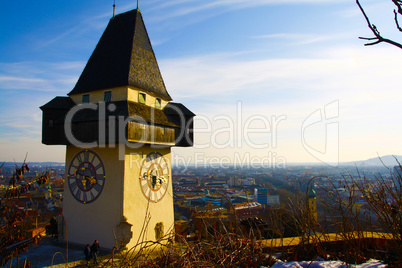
[357,0,402,49]
[0,158,50,266]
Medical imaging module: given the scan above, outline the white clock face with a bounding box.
[139,152,169,203]
[67,150,106,204]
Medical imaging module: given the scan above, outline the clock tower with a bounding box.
[40,9,194,250]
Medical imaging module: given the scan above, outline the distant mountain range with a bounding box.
[343,155,402,167]
[2,156,401,168]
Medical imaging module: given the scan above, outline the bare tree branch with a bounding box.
[357,0,402,49]
[392,0,402,32]
[392,0,402,15]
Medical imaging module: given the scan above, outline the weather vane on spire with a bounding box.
[137,0,139,10]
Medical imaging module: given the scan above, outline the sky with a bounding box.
[1,0,402,166]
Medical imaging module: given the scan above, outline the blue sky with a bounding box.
[1,0,402,165]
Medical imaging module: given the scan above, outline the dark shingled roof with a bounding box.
[40,97,75,110]
[128,102,176,127]
[68,9,172,101]
[164,102,196,116]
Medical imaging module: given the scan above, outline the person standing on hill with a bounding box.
[91,240,100,265]
[50,216,58,237]
[84,244,91,265]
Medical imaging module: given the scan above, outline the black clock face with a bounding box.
[67,150,106,204]
[139,152,169,203]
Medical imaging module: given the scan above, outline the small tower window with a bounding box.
[139,92,146,104]
[103,91,112,102]
[155,98,161,109]
[82,94,90,104]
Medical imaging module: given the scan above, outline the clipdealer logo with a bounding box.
[301,100,339,166]
[62,99,339,167]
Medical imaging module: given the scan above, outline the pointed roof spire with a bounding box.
[68,9,172,101]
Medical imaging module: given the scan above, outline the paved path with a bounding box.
[3,236,109,268]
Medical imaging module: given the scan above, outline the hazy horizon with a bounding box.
[2,154,401,169]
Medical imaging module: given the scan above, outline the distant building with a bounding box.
[203,195,223,206]
[227,177,242,187]
[267,191,280,206]
[227,177,255,187]
[254,188,268,204]
[205,181,228,190]
[254,188,279,206]
[192,210,231,239]
[234,202,262,219]
[304,170,313,175]
[242,178,255,186]
[178,177,200,186]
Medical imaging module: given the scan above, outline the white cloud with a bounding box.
[161,44,402,163]
[0,61,82,92]
[145,0,347,25]
[149,0,346,14]
[252,33,347,45]
[161,45,402,103]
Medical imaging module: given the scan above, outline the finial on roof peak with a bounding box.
[137,0,140,11]
[113,0,116,18]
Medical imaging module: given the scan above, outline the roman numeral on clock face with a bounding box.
[69,177,77,187]
[93,183,102,193]
[82,191,88,203]
[83,151,89,162]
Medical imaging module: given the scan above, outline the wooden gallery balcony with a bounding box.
[127,121,175,145]
[41,99,194,147]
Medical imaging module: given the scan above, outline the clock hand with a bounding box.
[89,176,96,185]
[82,175,97,187]
[154,176,167,187]
[158,176,167,184]
[75,168,94,188]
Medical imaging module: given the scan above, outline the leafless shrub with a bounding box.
[0,156,51,266]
